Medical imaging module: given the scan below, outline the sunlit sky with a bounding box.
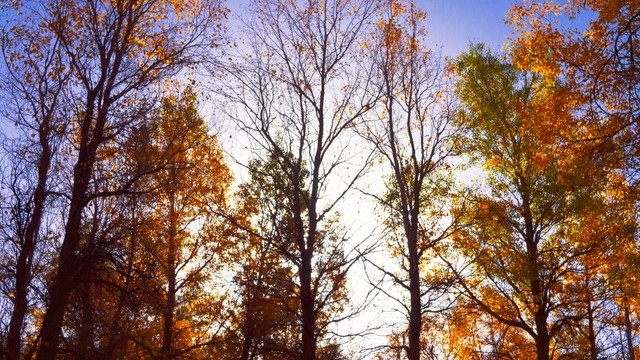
[218,2,520,350]
[218,2,595,354]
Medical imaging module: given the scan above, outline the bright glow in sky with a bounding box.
[216,0,528,356]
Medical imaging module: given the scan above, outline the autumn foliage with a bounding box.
[0,0,638,359]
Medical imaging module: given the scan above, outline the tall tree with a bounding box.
[0,3,69,358]
[220,1,377,358]
[5,0,228,358]
[139,91,232,360]
[509,3,640,357]
[450,44,621,360]
[60,196,123,360]
[221,156,302,360]
[51,90,233,360]
[361,1,458,359]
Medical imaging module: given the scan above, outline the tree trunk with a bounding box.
[102,207,137,360]
[407,232,422,360]
[102,291,127,360]
[161,271,176,360]
[78,281,94,358]
[587,299,598,360]
[240,272,265,360]
[523,188,549,360]
[533,300,550,360]
[626,304,636,360]
[161,192,177,360]
[535,332,550,360]
[35,193,88,360]
[7,245,35,360]
[7,135,51,360]
[240,304,256,360]
[36,100,101,360]
[300,250,316,360]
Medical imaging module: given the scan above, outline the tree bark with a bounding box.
[161,190,177,360]
[78,280,95,358]
[161,270,176,360]
[524,187,550,360]
[7,130,52,360]
[626,303,636,360]
[239,307,256,360]
[35,180,90,360]
[102,290,127,360]
[407,231,422,360]
[36,95,102,360]
[533,272,550,360]
[35,197,86,360]
[102,205,137,360]
[535,332,550,360]
[240,273,264,360]
[300,250,316,360]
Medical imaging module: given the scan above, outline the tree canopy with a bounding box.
[0,0,638,359]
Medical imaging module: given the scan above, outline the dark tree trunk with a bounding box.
[240,299,257,360]
[300,250,316,360]
[407,231,422,360]
[161,271,176,360]
[532,276,550,360]
[535,331,550,360]
[7,131,52,360]
[161,192,177,360]
[78,281,95,358]
[35,183,89,360]
[626,304,636,360]
[102,291,127,360]
[36,95,103,360]
[240,269,266,360]
[102,216,138,360]
[524,188,550,360]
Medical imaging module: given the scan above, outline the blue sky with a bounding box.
[415,0,516,57]
[226,0,518,58]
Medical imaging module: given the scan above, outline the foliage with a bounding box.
[0,1,638,359]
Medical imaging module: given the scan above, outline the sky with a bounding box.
[219,0,521,332]
[415,0,516,57]
[225,0,517,57]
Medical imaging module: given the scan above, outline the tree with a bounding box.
[450,44,622,360]
[361,1,458,359]
[224,237,298,360]
[2,0,228,357]
[136,91,232,360]
[48,90,233,360]
[508,3,640,357]
[221,157,302,360]
[0,3,69,358]
[222,152,355,360]
[220,1,377,357]
[59,196,124,360]
[508,0,639,176]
